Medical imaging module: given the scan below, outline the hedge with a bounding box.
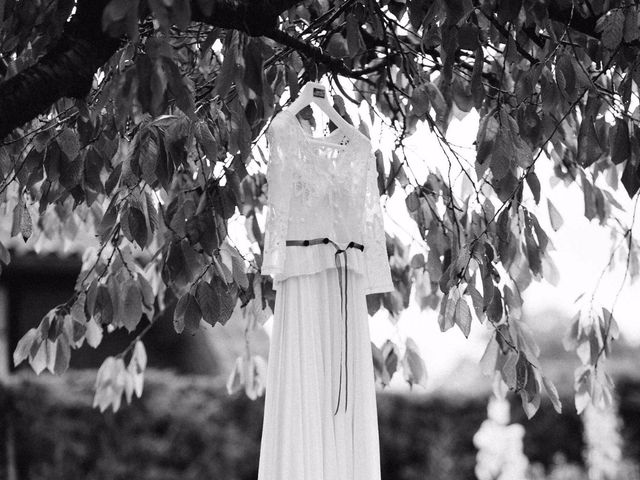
[0,368,621,480]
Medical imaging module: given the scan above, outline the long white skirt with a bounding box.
[257,267,381,480]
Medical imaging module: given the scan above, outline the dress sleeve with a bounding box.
[362,150,395,295]
[261,118,292,278]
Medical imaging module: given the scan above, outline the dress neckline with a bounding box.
[283,110,354,149]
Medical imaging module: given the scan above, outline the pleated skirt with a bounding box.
[257,267,381,480]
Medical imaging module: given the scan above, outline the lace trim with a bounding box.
[262,109,394,295]
[362,152,394,294]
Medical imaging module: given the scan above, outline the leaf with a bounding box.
[30,339,53,375]
[471,48,484,110]
[375,149,385,195]
[195,121,218,161]
[44,135,63,182]
[93,357,128,413]
[515,352,529,392]
[425,82,448,130]
[491,127,513,180]
[503,285,523,320]
[479,334,499,375]
[624,6,640,42]
[486,285,503,324]
[525,171,541,204]
[13,328,38,366]
[226,355,244,395]
[53,335,71,375]
[577,114,603,167]
[224,243,249,289]
[454,296,472,338]
[402,337,427,389]
[97,199,118,238]
[610,119,630,165]
[128,340,147,398]
[95,285,114,325]
[0,240,10,265]
[437,291,456,332]
[20,202,32,242]
[411,83,430,118]
[465,280,484,322]
[381,340,399,382]
[405,190,420,212]
[211,276,236,325]
[547,199,563,231]
[85,318,103,348]
[500,350,518,390]
[346,13,365,57]
[164,58,195,118]
[12,199,32,242]
[542,375,562,413]
[476,114,498,165]
[621,157,640,198]
[137,273,155,311]
[596,8,625,50]
[57,128,80,161]
[410,253,425,269]
[524,225,542,275]
[244,354,267,400]
[122,281,143,332]
[555,53,576,97]
[128,206,148,248]
[195,281,219,326]
[389,150,409,190]
[574,366,591,414]
[174,292,202,334]
[521,389,541,419]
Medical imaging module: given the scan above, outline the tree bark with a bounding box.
[0,0,302,142]
[0,29,119,141]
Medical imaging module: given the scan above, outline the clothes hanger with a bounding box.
[286,81,354,139]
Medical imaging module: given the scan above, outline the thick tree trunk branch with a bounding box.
[191,0,302,35]
[0,0,303,142]
[0,0,118,141]
[0,30,119,141]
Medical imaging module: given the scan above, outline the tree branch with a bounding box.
[0,0,304,142]
[264,29,387,78]
[0,0,119,140]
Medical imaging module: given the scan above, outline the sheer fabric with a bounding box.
[261,109,394,294]
[258,105,394,480]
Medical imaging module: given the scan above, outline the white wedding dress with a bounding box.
[258,105,394,480]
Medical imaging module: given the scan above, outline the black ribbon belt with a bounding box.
[285,237,365,415]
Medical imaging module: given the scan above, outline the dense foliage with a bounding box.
[2,0,640,417]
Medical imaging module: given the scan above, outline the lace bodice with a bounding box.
[261,108,394,295]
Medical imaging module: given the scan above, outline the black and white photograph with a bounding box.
[1,1,640,479]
